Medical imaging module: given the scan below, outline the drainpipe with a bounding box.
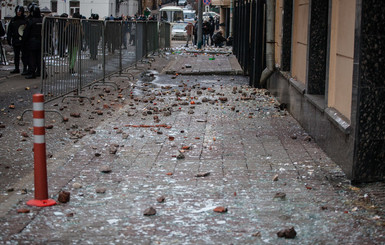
[259,0,275,87]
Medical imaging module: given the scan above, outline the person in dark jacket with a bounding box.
[22,5,42,79]
[20,2,37,76]
[7,6,28,74]
[208,16,215,46]
[202,20,210,47]
[88,14,101,60]
[193,19,198,46]
[212,30,227,47]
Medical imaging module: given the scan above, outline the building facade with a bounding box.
[1,0,139,19]
[234,0,385,182]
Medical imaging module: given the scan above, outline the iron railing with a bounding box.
[40,17,171,102]
[233,0,265,88]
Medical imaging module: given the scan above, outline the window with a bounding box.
[51,1,57,13]
[23,1,39,6]
[70,1,80,16]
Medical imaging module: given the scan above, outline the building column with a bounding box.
[220,7,226,34]
[351,0,385,182]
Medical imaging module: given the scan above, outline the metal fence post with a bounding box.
[102,21,106,82]
[119,21,123,75]
[78,19,82,92]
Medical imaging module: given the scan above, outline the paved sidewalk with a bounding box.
[164,52,242,75]
[0,49,384,244]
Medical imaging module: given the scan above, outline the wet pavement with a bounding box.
[0,43,385,244]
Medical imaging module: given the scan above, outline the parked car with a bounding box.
[178,0,187,6]
[203,11,219,21]
[171,22,188,40]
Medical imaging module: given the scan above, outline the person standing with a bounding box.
[184,22,194,47]
[7,6,27,74]
[193,18,198,46]
[208,16,215,46]
[22,5,42,79]
[202,20,210,47]
[65,12,82,74]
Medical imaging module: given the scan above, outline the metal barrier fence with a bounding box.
[159,22,171,49]
[41,17,171,101]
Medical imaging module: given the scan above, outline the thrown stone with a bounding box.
[290,134,297,140]
[70,113,81,118]
[196,119,207,122]
[176,152,185,159]
[21,132,29,138]
[303,135,312,142]
[96,187,107,194]
[219,97,228,102]
[272,175,279,181]
[213,207,228,213]
[100,165,112,173]
[143,207,157,216]
[109,146,118,154]
[17,208,30,213]
[195,172,210,177]
[274,192,286,199]
[58,191,70,203]
[72,183,82,189]
[157,196,165,203]
[277,227,296,239]
[95,152,101,157]
[251,232,261,237]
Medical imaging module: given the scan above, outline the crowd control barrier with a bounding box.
[40,17,171,102]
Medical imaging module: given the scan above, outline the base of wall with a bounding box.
[267,71,355,180]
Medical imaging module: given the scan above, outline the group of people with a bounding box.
[185,16,228,48]
[5,9,144,76]
[6,3,43,79]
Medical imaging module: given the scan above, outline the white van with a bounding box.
[160,6,184,23]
